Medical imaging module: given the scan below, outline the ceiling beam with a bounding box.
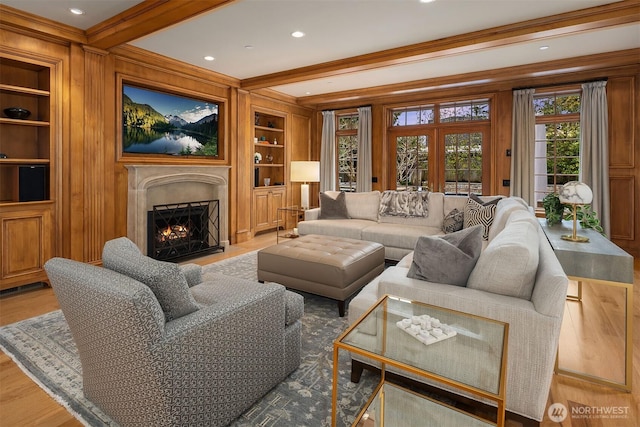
[240,1,640,91]
[86,0,238,50]
[297,48,640,108]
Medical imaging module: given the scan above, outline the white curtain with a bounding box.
[580,81,610,236]
[356,106,372,192]
[320,110,336,192]
[510,89,536,206]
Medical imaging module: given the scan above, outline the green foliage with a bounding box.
[542,193,604,234]
[542,193,566,225]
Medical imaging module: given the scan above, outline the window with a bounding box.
[336,113,359,192]
[533,90,581,206]
[396,135,429,190]
[390,99,490,194]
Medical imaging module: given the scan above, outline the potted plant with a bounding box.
[542,192,604,234]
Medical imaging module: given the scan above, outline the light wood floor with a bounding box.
[0,231,638,426]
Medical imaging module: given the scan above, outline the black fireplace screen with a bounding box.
[147,200,222,261]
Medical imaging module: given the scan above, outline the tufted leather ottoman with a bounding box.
[257,234,385,316]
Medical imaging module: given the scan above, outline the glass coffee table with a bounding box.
[332,295,509,427]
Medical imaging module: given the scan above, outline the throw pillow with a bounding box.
[463,196,500,240]
[467,219,540,300]
[407,225,483,287]
[442,208,464,233]
[319,191,350,219]
[379,190,429,218]
[102,238,199,321]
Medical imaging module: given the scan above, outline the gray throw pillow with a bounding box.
[407,225,483,287]
[319,191,350,219]
[442,208,464,233]
[103,238,199,321]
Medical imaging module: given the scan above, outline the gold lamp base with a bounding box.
[561,234,590,243]
[561,203,590,243]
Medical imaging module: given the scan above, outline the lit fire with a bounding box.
[157,224,189,242]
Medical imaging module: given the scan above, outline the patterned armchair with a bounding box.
[44,238,303,427]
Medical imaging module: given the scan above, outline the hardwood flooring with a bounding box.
[0,231,638,426]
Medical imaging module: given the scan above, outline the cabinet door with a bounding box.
[253,190,271,231]
[269,188,285,227]
[0,206,53,290]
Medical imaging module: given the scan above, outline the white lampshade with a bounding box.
[290,161,319,209]
[558,181,593,205]
[290,161,320,183]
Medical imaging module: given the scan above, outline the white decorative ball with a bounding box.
[558,181,593,204]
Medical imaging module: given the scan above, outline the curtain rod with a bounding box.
[322,104,372,112]
[513,77,608,91]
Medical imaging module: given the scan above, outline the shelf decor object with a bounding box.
[558,181,593,243]
[290,161,319,209]
[3,107,30,119]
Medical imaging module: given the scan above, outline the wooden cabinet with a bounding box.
[253,187,285,233]
[0,55,57,290]
[252,109,287,233]
[0,204,53,289]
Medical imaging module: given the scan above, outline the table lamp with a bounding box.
[290,161,320,209]
[558,181,593,243]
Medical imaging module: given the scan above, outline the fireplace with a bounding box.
[126,165,230,256]
[147,200,222,261]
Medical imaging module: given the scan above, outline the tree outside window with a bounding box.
[533,90,581,206]
[337,113,359,192]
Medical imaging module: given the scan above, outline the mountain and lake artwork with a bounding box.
[122,84,219,156]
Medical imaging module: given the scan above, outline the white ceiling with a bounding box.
[3,0,639,98]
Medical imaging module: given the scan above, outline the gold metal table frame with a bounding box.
[332,295,509,427]
[539,219,634,392]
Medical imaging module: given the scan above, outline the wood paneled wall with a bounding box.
[1,17,638,261]
[310,67,640,256]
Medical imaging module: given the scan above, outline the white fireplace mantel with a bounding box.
[125,164,231,255]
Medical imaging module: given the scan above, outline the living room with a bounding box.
[0,1,639,426]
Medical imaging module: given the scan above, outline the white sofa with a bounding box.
[299,190,494,261]
[344,197,569,423]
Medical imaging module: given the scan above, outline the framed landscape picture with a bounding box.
[121,83,221,157]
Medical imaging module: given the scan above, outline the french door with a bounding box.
[389,125,491,195]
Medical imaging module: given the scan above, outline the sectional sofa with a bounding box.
[299,190,497,261]
[300,191,569,422]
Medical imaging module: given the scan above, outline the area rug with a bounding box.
[0,251,376,427]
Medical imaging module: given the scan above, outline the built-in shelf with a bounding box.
[0,158,50,164]
[0,118,50,126]
[0,83,50,96]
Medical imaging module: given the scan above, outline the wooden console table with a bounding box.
[539,219,634,391]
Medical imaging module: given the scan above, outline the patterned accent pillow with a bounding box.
[407,224,483,287]
[463,196,500,240]
[319,191,350,219]
[442,208,464,233]
[379,190,429,218]
[102,238,199,321]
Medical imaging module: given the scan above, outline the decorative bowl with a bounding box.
[4,107,31,120]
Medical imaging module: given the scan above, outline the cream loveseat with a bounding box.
[346,197,569,423]
[299,190,497,261]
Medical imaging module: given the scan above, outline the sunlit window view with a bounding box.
[337,113,359,192]
[391,100,489,194]
[533,91,581,207]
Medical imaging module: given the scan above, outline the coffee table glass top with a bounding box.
[358,382,494,427]
[340,295,508,396]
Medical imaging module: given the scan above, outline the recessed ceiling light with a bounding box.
[420,0,436,3]
[539,46,549,50]
[244,45,254,50]
[204,56,215,61]
[291,31,305,38]
[69,8,85,15]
